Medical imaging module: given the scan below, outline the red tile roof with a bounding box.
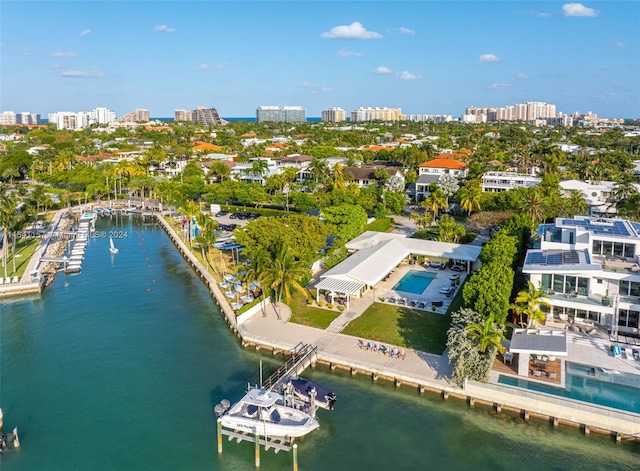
[419,159,468,170]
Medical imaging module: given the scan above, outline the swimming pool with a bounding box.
[498,362,640,414]
[392,270,436,295]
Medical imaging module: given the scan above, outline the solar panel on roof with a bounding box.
[562,251,580,264]
[526,252,546,265]
[547,253,563,265]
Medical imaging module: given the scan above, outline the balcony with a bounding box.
[541,290,614,309]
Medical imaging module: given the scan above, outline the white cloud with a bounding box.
[60,68,105,78]
[613,42,626,48]
[374,66,393,75]
[562,3,597,17]
[52,51,78,58]
[479,53,501,63]
[486,83,511,90]
[516,73,528,79]
[194,62,228,70]
[300,82,332,93]
[399,27,415,35]
[338,48,363,57]
[80,29,92,36]
[321,21,382,39]
[397,71,421,80]
[154,25,176,33]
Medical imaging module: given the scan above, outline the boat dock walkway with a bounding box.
[262,343,318,391]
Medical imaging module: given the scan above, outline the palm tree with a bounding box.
[177,199,200,248]
[422,189,448,217]
[458,184,482,216]
[524,190,545,223]
[410,211,433,230]
[259,245,308,319]
[0,193,21,278]
[465,313,506,354]
[308,156,329,186]
[249,158,270,183]
[515,281,551,328]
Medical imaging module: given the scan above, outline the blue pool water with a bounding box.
[498,363,640,414]
[392,270,436,294]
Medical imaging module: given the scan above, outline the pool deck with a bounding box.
[372,262,466,314]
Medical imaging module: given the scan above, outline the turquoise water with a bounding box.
[1,216,639,470]
[392,270,436,294]
[498,363,640,414]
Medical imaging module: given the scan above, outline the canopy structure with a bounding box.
[508,328,568,377]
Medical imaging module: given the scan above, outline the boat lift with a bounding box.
[214,343,319,469]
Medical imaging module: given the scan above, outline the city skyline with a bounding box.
[2,1,638,119]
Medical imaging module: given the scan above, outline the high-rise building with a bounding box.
[256,106,306,123]
[0,111,16,125]
[117,109,150,123]
[174,109,192,121]
[283,106,306,123]
[321,107,347,122]
[15,112,40,124]
[88,107,116,125]
[350,107,403,122]
[48,112,87,130]
[465,102,557,123]
[192,106,224,125]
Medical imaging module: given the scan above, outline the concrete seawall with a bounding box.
[154,215,237,331]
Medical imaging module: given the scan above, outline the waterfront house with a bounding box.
[523,216,640,339]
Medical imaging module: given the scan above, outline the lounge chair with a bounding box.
[12,276,19,283]
[612,345,622,358]
[386,296,396,304]
[548,372,557,380]
[533,370,542,378]
[633,349,640,361]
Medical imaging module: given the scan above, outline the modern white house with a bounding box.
[230,157,281,184]
[523,216,640,339]
[481,171,541,193]
[314,231,481,308]
[559,180,618,216]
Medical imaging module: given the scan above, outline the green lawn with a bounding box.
[2,236,41,279]
[341,303,452,354]
[288,291,342,329]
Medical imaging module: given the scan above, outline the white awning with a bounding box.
[315,277,365,296]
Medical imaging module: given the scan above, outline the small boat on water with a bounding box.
[216,387,319,438]
[109,237,119,254]
[285,377,337,410]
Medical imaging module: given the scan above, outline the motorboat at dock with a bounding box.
[216,387,319,438]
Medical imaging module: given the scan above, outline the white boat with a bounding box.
[109,237,119,254]
[217,387,319,438]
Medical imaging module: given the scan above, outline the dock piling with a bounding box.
[255,433,260,467]
[217,420,222,453]
[292,443,298,471]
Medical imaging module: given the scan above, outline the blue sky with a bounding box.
[2,1,638,118]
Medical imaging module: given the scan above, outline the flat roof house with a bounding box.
[523,216,640,340]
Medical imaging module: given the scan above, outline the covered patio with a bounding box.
[508,328,568,385]
[314,277,366,309]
